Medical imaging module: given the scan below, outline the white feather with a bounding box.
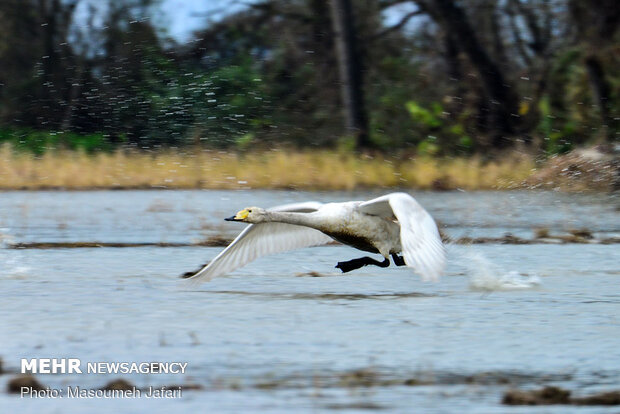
[189,193,445,283]
[359,192,445,281]
[189,202,332,282]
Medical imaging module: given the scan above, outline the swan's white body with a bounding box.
[189,192,445,282]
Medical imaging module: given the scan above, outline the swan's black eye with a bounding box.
[248,209,252,213]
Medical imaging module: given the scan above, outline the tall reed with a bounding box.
[0,144,535,190]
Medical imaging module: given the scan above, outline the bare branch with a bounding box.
[505,0,532,66]
[369,9,424,41]
[512,0,547,54]
[378,0,413,10]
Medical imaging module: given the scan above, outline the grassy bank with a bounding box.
[1,145,615,191]
[0,145,542,191]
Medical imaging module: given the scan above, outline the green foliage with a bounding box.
[0,0,617,154]
[191,60,271,148]
[367,56,424,150]
[337,134,358,152]
[235,132,255,151]
[404,101,473,154]
[537,96,575,155]
[417,136,440,156]
[0,128,111,155]
[95,36,270,148]
[405,101,443,129]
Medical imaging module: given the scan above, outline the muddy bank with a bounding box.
[8,231,620,250]
[246,368,576,390]
[5,370,619,406]
[4,369,571,394]
[503,386,620,406]
[8,237,232,249]
[527,147,620,192]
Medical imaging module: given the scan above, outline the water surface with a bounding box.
[1,190,619,413]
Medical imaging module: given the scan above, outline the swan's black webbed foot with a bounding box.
[391,254,406,266]
[336,257,390,273]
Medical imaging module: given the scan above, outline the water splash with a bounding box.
[460,249,541,291]
[0,228,31,278]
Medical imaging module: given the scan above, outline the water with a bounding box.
[1,190,619,413]
[1,189,619,243]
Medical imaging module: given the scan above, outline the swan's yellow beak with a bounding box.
[225,208,250,222]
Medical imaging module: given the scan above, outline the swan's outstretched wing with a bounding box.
[188,202,332,282]
[358,192,445,281]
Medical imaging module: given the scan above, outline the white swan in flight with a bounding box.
[187,192,445,282]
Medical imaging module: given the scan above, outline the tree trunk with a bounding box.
[328,0,370,149]
[584,56,614,142]
[419,0,522,148]
[443,32,465,116]
[569,0,619,143]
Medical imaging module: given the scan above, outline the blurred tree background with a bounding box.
[0,0,617,156]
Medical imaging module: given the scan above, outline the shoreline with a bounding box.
[0,147,617,192]
[9,233,620,250]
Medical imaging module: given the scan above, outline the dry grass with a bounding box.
[0,144,538,191]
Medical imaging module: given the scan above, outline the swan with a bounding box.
[187,192,445,282]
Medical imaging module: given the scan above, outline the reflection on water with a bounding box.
[1,190,619,413]
[195,290,436,300]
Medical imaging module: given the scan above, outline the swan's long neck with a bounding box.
[263,211,321,230]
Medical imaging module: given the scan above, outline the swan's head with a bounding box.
[225,207,267,223]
